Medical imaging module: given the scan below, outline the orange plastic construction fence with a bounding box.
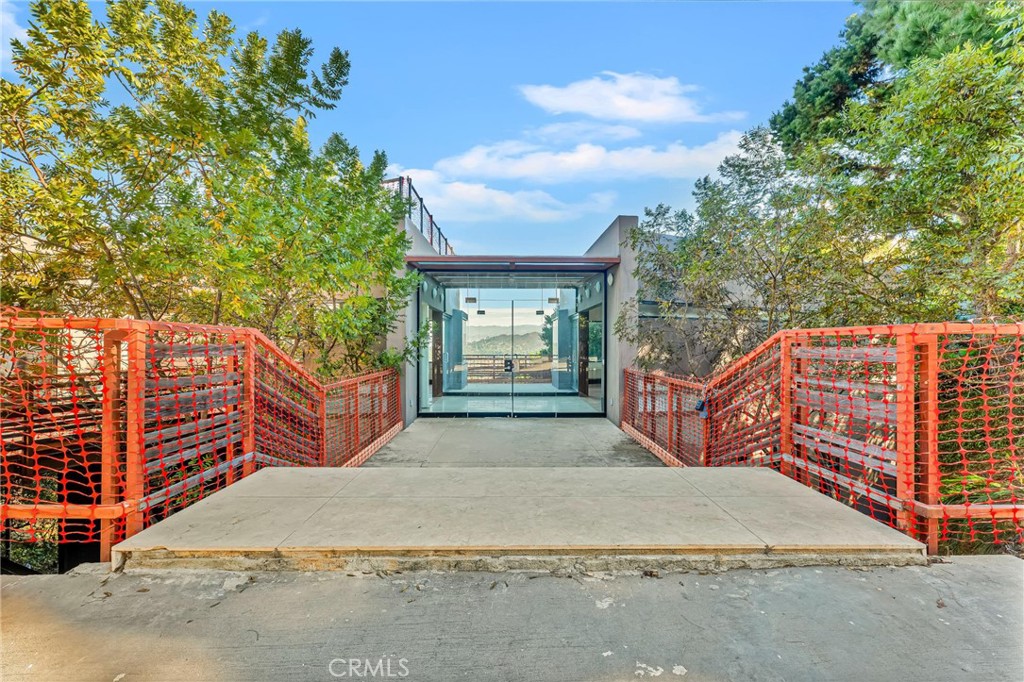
[623,323,1024,554]
[1,309,402,560]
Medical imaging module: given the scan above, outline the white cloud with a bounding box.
[434,130,742,184]
[391,168,617,224]
[528,121,642,143]
[1,2,28,74]
[386,71,744,223]
[520,71,745,124]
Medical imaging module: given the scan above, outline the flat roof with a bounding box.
[406,255,619,273]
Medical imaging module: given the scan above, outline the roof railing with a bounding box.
[383,176,454,256]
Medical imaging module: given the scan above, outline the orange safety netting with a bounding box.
[1,309,402,558]
[623,323,1024,554]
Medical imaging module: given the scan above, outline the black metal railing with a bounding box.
[464,354,553,383]
[383,176,454,256]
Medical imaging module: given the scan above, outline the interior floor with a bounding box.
[444,383,576,395]
[420,394,602,415]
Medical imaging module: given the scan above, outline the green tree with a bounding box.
[769,10,881,153]
[587,317,602,361]
[1,0,416,376]
[540,312,555,356]
[617,129,831,371]
[624,2,1024,374]
[816,6,1024,320]
[771,0,1003,152]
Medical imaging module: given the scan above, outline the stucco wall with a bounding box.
[584,215,639,425]
[387,218,439,426]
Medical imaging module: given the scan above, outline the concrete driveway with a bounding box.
[2,557,1021,681]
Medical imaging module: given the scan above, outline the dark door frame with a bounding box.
[578,310,590,397]
[430,309,444,398]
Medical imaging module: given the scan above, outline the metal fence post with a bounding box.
[641,375,649,434]
[377,375,385,436]
[701,392,711,467]
[224,338,240,485]
[242,333,256,476]
[779,332,794,479]
[895,330,917,536]
[791,336,809,484]
[319,385,328,467]
[99,329,126,561]
[354,382,362,455]
[123,328,146,538]
[916,333,940,553]
[394,368,402,428]
[666,383,676,460]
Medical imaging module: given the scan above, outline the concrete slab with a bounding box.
[339,467,702,498]
[113,467,925,571]
[675,466,818,497]
[124,493,332,551]
[3,558,1021,681]
[225,467,362,497]
[362,418,664,467]
[426,426,588,460]
[280,495,763,550]
[713,494,922,551]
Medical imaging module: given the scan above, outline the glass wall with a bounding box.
[417,273,605,416]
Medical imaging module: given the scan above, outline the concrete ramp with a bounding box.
[114,467,925,572]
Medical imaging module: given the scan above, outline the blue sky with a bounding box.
[2,1,858,254]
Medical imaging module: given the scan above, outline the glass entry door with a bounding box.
[418,277,605,417]
[463,293,513,413]
[506,297,575,416]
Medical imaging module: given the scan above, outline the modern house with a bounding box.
[386,178,644,425]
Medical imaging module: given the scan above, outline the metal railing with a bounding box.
[623,323,1024,554]
[383,176,454,256]
[464,354,553,384]
[1,308,403,561]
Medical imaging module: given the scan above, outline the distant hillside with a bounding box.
[465,332,544,355]
[465,324,542,343]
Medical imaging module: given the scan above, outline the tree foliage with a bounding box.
[623,1,1024,374]
[771,0,1004,152]
[618,131,831,370]
[540,312,554,356]
[818,21,1024,321]
[1,0,417,376]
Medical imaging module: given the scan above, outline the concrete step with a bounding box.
[113,468,926,572]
